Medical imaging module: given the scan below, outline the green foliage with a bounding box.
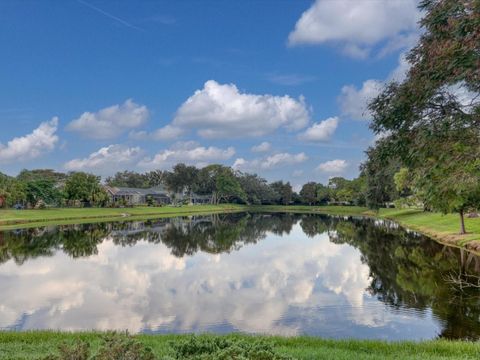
[17,169,67,184]
[237,173,276,205]
[326,176,366,206]
[315,183,330,205]
[105,171,150,189]
[94,333,156,360]
[361,144,400,210]
[216,169,246,204]
[366,0,480,227]
[299,182,317,205]
[0,172,26,207]
[25,178,63,207]
[166,335,294,360]
[270,181,293,205]
[43,333,155,360]
[42,340,90,360]
[64,172,107,206]
[164,164,199,195]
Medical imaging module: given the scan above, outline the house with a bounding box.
[104,186,171,206]
[104,185,214,206]
[189,194,213,204]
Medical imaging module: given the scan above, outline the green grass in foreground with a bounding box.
[0,332,479,360]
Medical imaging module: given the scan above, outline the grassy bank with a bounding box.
[253,205,480,253]
[0,332,479,360]
[0,204,479,252]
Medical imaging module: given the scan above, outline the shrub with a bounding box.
[165,335,294,360]
[42,340,90,360]
[43,333,155,360]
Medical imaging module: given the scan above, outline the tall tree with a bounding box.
[0,173,26,208]
[300,182,317,205]
[270,181,293,205]
[237,172,276,205]
[367,0,480,229]
[24,179,63,207]
[64,172,107,206]
[105,171,149,188]
[164,164,199,196]
[216,169,246,204]
[17,169,67,184]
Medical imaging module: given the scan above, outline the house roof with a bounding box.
[105,185,169,196]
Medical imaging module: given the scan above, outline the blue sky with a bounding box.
[0,0,420,189]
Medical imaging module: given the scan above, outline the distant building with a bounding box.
[104,185,213,206]
[104,186,171,206]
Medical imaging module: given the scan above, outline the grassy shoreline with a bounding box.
[0,204,479,252]
[1,332,479,360]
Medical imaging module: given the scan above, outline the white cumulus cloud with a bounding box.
[338,52,412,121]
[316,159,348,173]
[67,99,149,139]
[233,152,307,171]
[251,142,271,153]
[298,117,338,142]
[338,80,383,121]
[140,141,235,170]
[152,125,185,140]
[64,145,143,174]
[288,0,420,58]
[0,118,59,163]
[171,80,310,138]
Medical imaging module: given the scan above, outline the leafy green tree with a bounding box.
[413,141,480,234]
[64,172,107,206]
[164,164,199,197]
[270,181,293,205]
[0,172,26,207]
[216,168,246,204]
[316,183,331,205]
[144,170,166,187]
[24,179,63,207]
[237,172,276,205]
[17,169,67,184]
[367,0,480,228]
[105,171,149,188]
[300,182,317,205]
[361,141,401,210]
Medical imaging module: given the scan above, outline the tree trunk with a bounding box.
[459,209,466,235]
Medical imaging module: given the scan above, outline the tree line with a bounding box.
[0,165,368,208]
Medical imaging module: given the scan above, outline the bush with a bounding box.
[94,332,155,360]
[42,340,90,360]
[165,335,295,360]
[43,333,155,360]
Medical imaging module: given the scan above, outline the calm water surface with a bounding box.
[0,213,479,340]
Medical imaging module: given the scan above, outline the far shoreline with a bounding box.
[0,205,479,254]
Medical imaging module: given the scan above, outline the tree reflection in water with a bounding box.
[0,212,479,339]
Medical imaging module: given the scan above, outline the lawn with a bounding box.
[253,205,480,252]
[0,332,479,360]
[0,204,245,230]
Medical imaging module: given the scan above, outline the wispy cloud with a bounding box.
[77,0,144,32]
[267,73,316,86]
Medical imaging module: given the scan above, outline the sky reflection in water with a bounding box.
[0,213,478,340]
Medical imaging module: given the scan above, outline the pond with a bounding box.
[0,212,479,340]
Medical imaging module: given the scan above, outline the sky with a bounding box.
[0,0,421,189]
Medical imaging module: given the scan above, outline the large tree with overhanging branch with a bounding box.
[366,0,480,233]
